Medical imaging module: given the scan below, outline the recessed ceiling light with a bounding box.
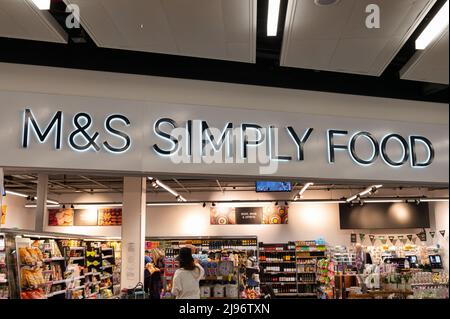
[314,0,339,6]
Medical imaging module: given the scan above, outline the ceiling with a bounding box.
[280,0,436,76]
[400,28,449,84]
[0,0,448,102]
[2,173,446,197]
[64,0,257,63]
[0,0,67,43]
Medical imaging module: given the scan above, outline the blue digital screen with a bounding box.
[255,181,292,192]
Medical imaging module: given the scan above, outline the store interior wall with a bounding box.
[2,189,447,266]
[0,194,34,230]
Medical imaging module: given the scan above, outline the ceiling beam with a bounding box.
[172,179,190,194]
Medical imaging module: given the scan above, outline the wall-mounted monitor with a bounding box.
[339,202,430,229]
[255,181,292,193]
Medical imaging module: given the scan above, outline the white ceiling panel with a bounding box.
[281,0,436,76]
[64,0,257,63]
[400,28,449,84]
[0,0,67,43]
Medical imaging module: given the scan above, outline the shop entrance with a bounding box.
[0,171,448,300]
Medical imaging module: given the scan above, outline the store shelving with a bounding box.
[147,236,258,299]
[0,233,8,299]
[2,230,121,299]
[295,240,326,297]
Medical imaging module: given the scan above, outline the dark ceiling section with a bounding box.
[49,0,95,45]
[0,0,447,104]
[256,0,288,65]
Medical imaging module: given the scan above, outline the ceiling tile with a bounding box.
[0,0,67,43]
[281,0,436,76]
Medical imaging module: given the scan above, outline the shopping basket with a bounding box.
[120,282,147,299]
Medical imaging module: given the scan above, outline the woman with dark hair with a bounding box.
[171,247,205,299]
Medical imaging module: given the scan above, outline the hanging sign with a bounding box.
[388,236,396,245]
[398,236,407,244]
[407,234,413,242]
[440,230,446,238]
[417,231,427,242]
[359,233,366,242]
[369,235,376,245]
[351,233,357,243]
[429,231,435,238]
[379,236,387,244]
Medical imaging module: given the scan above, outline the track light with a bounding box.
[294,182,314,200]
[202,202,206,208]
[71,204,75,209]
[212,202,216,207]
[415,199,421,205]
[6,190,29,198]
[415,0,449,50]
[284,201,288,206]
[275,201,278,206]
[148,177,187,202]
[62,204,66,209]
[346,185,383,202]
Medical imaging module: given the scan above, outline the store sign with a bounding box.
[210,206,288,225]
[0,90,448,183]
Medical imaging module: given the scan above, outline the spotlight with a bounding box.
[415,199,421,205]
[212,202,216,207]
[275,201,278,206]
[71,204,75,209]
[359,200,364,206]
[62,204,66,209]
[202,202,206,208]
[284,201,288,206]
[152,181,158,188]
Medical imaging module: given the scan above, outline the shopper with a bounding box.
[143,255,153,296]
[171,247,205,299]
[148,249,164,299]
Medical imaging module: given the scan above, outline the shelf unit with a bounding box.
[146,236,258,299]
[3,229,121,300]
[258,242,298,296]
[296,240,326,297]
[0,233,8,299]
[258,241,326,298]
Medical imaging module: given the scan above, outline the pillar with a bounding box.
[35,174,48,232]
[121,176,147,289]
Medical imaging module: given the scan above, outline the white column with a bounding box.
[121,176,146,289]
[35,174,48,232]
